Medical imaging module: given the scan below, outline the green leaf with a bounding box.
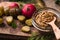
[40,36,45,40]
[10,22,17,29]
[35,36,40,40]
[28,36,36,40]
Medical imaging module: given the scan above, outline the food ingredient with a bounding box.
[9,2,21,16]
[25,19,32,26]
[17,15,25,21]
[21,26,30,32]
[35,11,56,28]
[6,16,13,24]
[0,18,3,24]
[4,7,10,15]
[10,22,17,28]
[9,8,21,16]
[9,2,19,8]
[0,7,4,16]
[22,4,36,18]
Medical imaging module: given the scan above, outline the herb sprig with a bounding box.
[10,22,17,29]
[28,32,54,40]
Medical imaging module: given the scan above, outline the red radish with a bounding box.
[22,4,36,18]
[9,2,19,8]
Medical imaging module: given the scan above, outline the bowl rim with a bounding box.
[32,7,60,32]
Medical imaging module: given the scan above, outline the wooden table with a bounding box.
[44,0,60,12]
[0,0,59,40]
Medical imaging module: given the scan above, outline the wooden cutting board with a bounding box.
[0,2,39,37]
[0,19,39,37]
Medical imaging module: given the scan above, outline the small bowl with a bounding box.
[32,7,60,32]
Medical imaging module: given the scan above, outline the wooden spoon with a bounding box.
[47,17,60,40]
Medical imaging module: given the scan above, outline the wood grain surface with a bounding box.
[0,2,39,37]
[43,0,60,12]
[0,0,59,40]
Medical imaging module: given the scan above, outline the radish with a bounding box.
[9,2,19,8]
